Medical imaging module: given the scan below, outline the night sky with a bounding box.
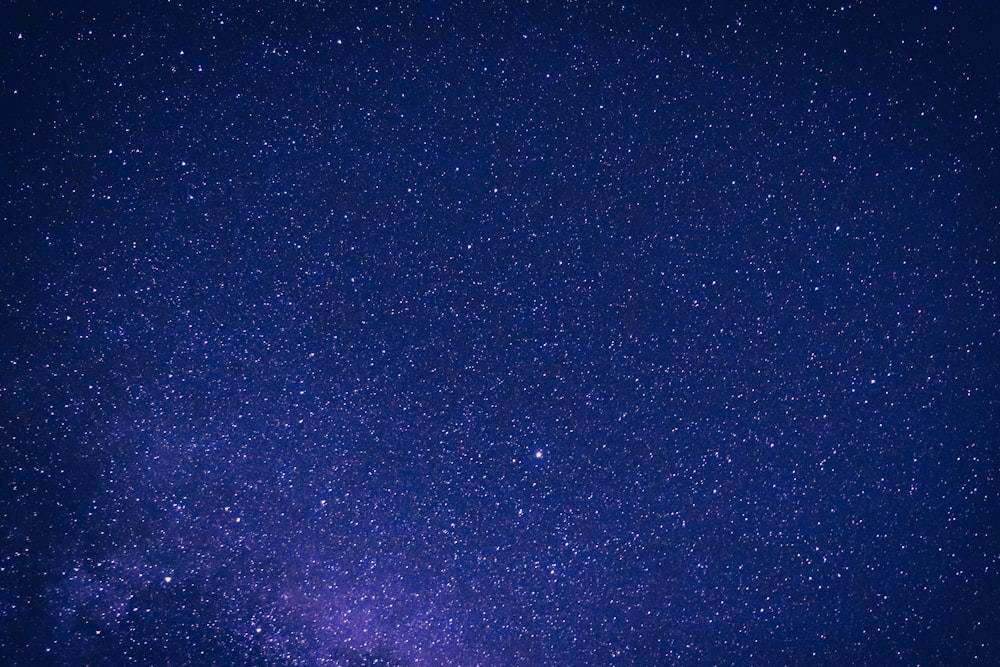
[2,1,998,665]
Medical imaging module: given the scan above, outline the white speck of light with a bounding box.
[535,450,544,460]
[164,576,172,583]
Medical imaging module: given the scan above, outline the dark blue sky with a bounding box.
[2,1,998,664]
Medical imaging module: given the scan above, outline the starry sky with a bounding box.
[2,1,998,665]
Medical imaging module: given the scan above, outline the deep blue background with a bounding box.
[2,1,998,664]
